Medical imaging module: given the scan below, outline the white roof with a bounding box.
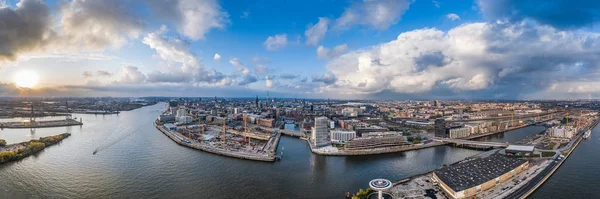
[506,145,535,152]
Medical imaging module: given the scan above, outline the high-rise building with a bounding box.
[313,117,329,147]
[435,118,447,138]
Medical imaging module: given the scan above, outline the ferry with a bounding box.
[584,129,592,139]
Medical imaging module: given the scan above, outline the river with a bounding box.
[0,103,581,198]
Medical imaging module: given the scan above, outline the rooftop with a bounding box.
[506,145,535,152]
[434,154,527,192]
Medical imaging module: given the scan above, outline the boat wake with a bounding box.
[93,123,146,155]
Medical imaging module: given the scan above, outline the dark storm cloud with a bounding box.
[0,0,51,60]
[414,51,447,71]
[478,0,600,29]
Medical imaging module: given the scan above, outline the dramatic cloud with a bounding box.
[317,44,348,60]
[446,13,460,21]
[58,0,144,49]
[263,34,288,51]
[0,0,144,61]
[0,0,52,61]
[213,53,221,61]
[477,0,600,29]
[305,17,329,46]
[146,0,229,40]
[318,21,600,98]
[333,0,412,31]
[118,66,146,84]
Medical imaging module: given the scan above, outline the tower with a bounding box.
[255,95,259,108]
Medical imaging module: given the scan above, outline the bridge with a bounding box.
[432,138,507,148]
[259,127,307,138]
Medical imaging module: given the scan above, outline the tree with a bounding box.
[0,139,6,147]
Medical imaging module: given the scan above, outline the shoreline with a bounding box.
[0,133,71,164]
[154,124,277,162]
[517,118,600,198]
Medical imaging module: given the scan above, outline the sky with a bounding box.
[1,0,600,100]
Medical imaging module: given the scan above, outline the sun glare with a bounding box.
[14,70,40,88]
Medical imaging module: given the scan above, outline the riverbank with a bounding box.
[515,118,600,198]
[0,133,71,164]
[0,119,82,129]
[155,124,277,162]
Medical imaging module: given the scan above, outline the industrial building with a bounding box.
[433,154,529,199]
[505,145,535,155]
[312,117,330,147]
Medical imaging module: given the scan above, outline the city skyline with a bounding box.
[2,0,600,100]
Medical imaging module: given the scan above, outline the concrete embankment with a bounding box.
[308,141,447,156]
[155,124,276,162]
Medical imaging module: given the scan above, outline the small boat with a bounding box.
[584,129,592,139]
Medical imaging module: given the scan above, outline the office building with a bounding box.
[312,117,329,147]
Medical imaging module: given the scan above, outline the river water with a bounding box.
[0,103,584,198]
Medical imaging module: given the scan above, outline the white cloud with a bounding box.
[147,0,229,40]
[305,17,330,46]
[317,44,348,60]
[118,66,146,84]
[333,0,412,31]
[213,53,221,61]
[265,76,275,88]
[229,57,250,75]
[318,21,600,97]
[446,13,460,21]
[263,34,288,51]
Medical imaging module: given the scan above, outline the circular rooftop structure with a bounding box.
[369,179,392,190]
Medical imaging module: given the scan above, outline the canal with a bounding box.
[0,103,574,198]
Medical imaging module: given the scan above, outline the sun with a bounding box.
[14,70,40,88]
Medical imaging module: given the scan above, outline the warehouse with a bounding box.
[432,154,529,199]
